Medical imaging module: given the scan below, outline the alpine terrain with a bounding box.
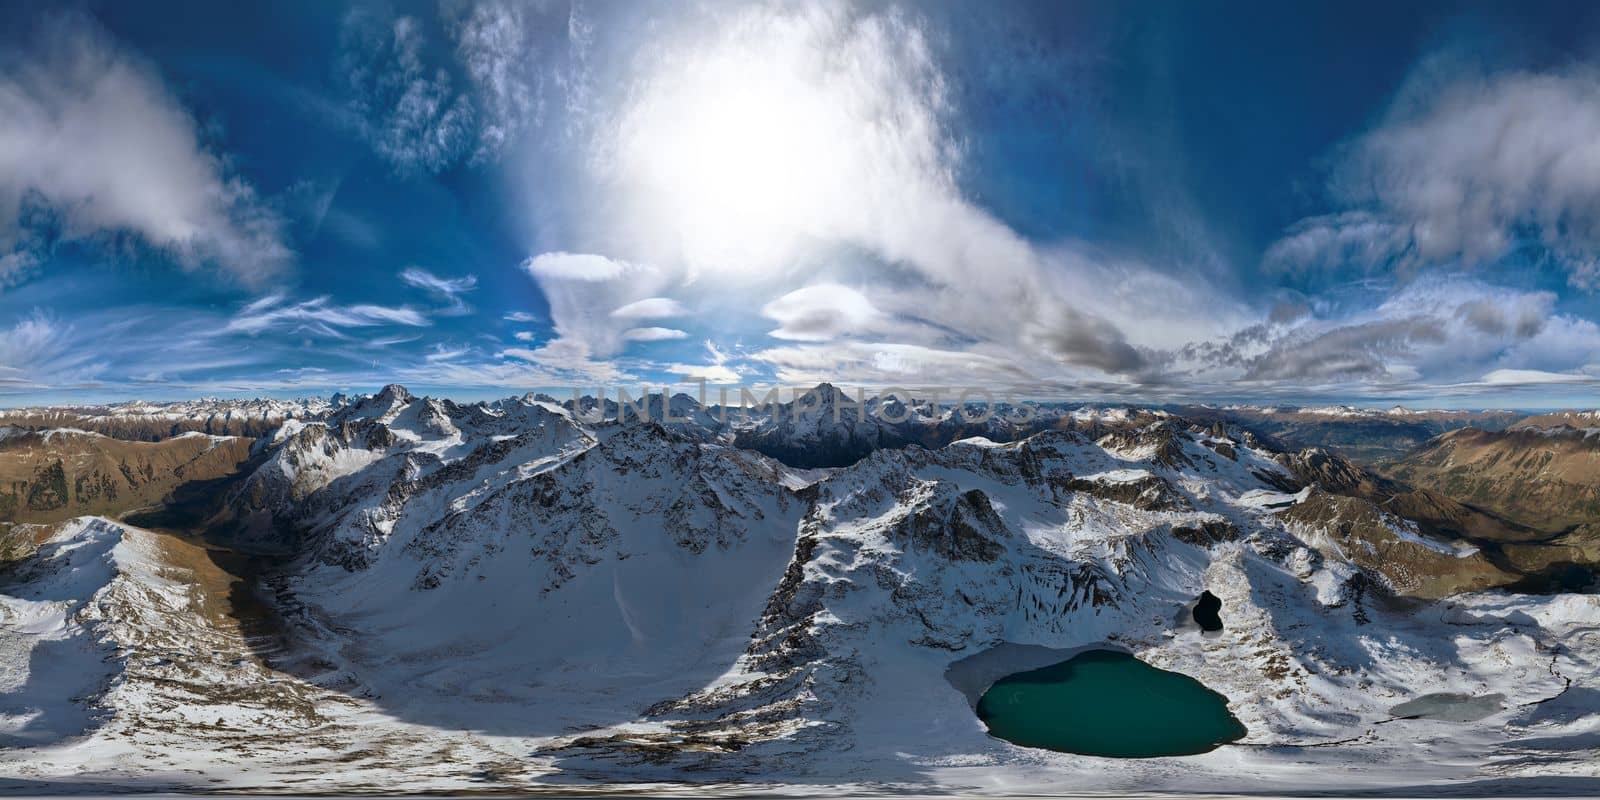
[1,386,1597,794]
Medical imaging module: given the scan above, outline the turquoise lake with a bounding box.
[975,649,1247,758]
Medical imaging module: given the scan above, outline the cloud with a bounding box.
[1264,211,1415,279]
[1176,276,1600,392]
[761,283,882,341]
[338,9,475,173]
[610,297,686,320]
[449,0,538,161]
[1023,306,1148,375]
[568,2,1143,379]
[663,362,740,384]
[424,343,471,362]
[400,265,477,314]
[496,337,629,383]
[504,310,540,322]
[0,12,291,287]
[1479,368,1594,386]
[754,341,1034,387]
[1239,316,1445,383]
[521,251,630,281]
[338,3,539,173]
[401,265,477,296]
[621,326,688,342]
[0,310,100,390]
[1269,67,1600,290]
[0,250,40,290]
[514,251,678,371]
[224,294,430,337]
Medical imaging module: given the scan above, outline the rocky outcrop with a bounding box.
[0,431,254,524]
[1279,489,1518,599]
[1383,426,1600,533]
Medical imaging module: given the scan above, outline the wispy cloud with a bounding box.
[1175,276,1600,391]
[337,2,539,173]
[337,9,474,174]
[449,0,538,161]
[224,294,430,337]
[400,265,477,315]
[0,310,103,390]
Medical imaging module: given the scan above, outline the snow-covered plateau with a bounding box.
[1,386,1597,795]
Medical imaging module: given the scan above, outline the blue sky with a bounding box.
[2,0,1598,408]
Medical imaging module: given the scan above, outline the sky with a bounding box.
[1,0,1599,409]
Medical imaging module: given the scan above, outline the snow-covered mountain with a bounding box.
[0,397,331,442]
[3,385,1598,794]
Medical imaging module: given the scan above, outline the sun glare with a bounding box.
[618,42,846,277]
[613,13,919,281]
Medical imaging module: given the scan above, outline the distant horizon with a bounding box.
[0,380,1589,415]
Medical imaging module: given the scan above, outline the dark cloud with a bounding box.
[1030,310,1146,375]
[1241,317,1446,382]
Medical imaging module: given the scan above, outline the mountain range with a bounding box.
[1,386,1598,794]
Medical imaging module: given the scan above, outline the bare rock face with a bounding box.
[1097,421,1194,469]
[0,430,254,524]
[1063,473,1191,512]
[890,487,1010,562]
[1276,448,1377,495]
[1175,404,1523,462]
[1384,426,1600,533]
[1279,488,1518,599]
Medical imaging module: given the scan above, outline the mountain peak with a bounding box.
[375,384,415,404]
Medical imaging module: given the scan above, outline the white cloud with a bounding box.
[663,362,740,384]
[424,344,472,362]
[1270,68,1600,290]
[516,251,676,363]
[0,310,97,389]
[1177,275,1600,392]
[610,297,686,320]
[400,265,477,314]
[338,2,539,173]
[338,10,473,173]
[401,265,477,296]
[0,13,291,287]
[0,250,40,290]
[1479,368,1594,386]
[504,310,540,322]
[497,337,629,383]
[450,0,537,161]
[521,251,630,281]
[1264,211,1415,279]
[761,283,882,341]
[571,2,1144,378]
[754,341,1034,387]
[621,326,688,342]
[224,294,430,337]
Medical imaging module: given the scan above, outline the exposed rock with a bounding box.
[1279,489,1518,599]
